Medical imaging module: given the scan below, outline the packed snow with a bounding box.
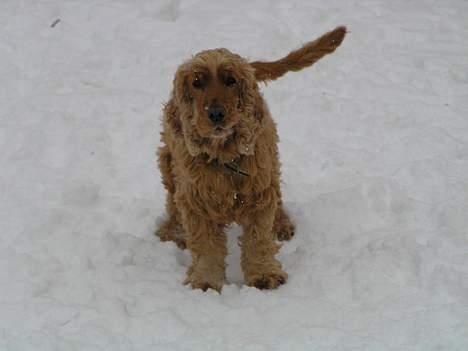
[1,0,467,350]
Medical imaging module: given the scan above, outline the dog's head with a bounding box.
[167,27,346,161]
[171,48,264,160]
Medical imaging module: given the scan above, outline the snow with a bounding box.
[1,0,467,350]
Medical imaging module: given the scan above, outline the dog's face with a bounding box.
[185,63,241,139]
[174,49,260,146]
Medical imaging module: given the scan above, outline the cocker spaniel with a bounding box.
[157,26,346,291]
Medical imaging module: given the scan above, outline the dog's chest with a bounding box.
[188,161,254,218]
[199,167,245,205]
[178,153,272,221]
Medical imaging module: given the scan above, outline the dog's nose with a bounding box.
[207,105,225,124]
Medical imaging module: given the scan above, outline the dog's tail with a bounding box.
[250,26,347,82]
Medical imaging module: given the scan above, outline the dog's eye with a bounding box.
[192,77,204,89]
[225,76,236,87]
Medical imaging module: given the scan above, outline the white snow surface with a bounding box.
[1,0,468,350]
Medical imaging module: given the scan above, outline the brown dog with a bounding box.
[157,27,346,291]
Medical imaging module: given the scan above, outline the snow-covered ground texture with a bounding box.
[1,0,467,350]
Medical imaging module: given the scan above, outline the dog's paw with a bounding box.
[274,210,295,241]
[184,278,222,292]
[156,219,186,249]
[246,270,288,290]
[184,263,225,292]
[276,221,295,241]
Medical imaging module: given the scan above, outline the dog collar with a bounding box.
[211,159,249,177]
[223,161,249,177]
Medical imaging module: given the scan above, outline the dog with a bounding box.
[156,26,346,291]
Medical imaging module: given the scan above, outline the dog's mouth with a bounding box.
[210,126,233,139]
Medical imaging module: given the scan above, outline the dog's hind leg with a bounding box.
[156,145,186,249]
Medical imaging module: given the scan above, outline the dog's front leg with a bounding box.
[179,203,227,292]
[240,188,287,289]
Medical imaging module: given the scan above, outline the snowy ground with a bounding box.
[1,0,468,350]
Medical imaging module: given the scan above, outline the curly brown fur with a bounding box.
[156,26,346,292]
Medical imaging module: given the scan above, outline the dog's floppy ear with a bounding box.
[253,92,265,122]
[164,63,192,137]
[235,68,265,156]
[173,63,192,106]
[237,79,249,111]
[237,65,257,113]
